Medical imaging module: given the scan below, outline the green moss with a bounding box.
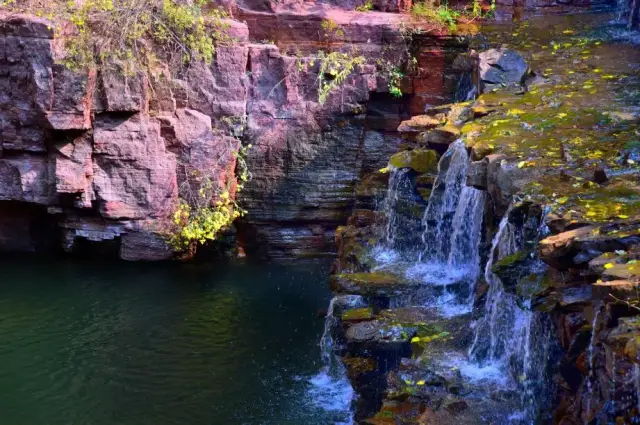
[389,149,439,174]
[342,307,375,322]
[492,250,528,271]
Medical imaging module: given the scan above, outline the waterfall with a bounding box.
[617,0,630,23]
[403,140,485,312]
[635,363,640,414]
[584,303,603,418]
[469,211,519,359]
[378,167,412,252]
[468,207,554,423]
[310,295,365,424]
[419,140,470,264]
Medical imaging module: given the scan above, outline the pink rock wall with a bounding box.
[0,7,467,260]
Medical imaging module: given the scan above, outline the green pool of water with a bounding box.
[0,258,347,425]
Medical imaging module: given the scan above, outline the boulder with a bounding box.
[478,48,529,93]
[466,159,488,189]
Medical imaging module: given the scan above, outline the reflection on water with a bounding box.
[0,257,344,425]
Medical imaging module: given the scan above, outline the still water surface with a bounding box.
[0,258,346,425]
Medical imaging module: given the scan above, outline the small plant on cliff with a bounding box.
[355,1,374,12]
[316,51,366,104]
[169,122,252,256]
[1,0,231,73]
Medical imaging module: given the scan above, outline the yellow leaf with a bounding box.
[517,161,526,168]
[604,263,614,269]
[417,380,426,386]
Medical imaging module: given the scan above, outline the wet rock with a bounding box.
[119,230,173,261]
[343,356,377,380]
[466,159,488,189]
[342,307,376,323]
[478,48,529,93]
[355,171,390,209]
[426,103,474,126]
[389,149,439,174]
[593,167,608,184]
[330,272,411,297]
[471,105,495,118]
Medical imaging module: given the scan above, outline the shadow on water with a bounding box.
[0,256,348,425]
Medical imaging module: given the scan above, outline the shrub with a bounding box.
[169,141,252,254]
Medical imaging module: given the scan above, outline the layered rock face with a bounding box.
[0,2,471,259]
[0,12,239,260]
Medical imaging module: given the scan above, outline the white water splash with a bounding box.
[419,140,470,264]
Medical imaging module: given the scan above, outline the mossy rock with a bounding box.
[389,149,439,174]
[342,307,375,322]
[330,272,410,297]
[342,356,377,380]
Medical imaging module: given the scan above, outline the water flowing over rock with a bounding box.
[469,205,556,423]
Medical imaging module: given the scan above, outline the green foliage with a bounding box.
[411,2,460,31]
[387,67,404,97]
[298,47,366,105]
[2,0,231,73]
[355,0,374,11]
[168,120,252,254]
[321,18,345,40]
[316,51,365,104]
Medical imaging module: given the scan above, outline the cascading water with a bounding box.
[406,140,486,312]
[584,302,603,419]
[467,206,555,424]
[373,167,412,264]
[419,140,470,264]
[309,295,365,424]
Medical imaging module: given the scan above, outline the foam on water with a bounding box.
[311,295,366,424]
[445,356,508,387]
[405,261,475,286]
[308,368,355,414]
[371,246,400,267]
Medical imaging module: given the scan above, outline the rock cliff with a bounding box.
[0,3,470,260]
